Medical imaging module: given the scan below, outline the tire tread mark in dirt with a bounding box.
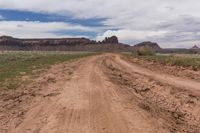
[104,54,200,133]
[66,109,74,132]
[4,54,173,133]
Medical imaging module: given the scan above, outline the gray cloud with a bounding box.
[158,16,200,32]
[150,15,200,47]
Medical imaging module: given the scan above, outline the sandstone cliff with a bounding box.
[0,36,131,52]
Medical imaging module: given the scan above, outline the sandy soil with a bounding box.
[1,54,200,133]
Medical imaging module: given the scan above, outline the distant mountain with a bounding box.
[133,41,162,52]
[1,35,199,53]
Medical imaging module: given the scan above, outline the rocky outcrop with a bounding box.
[0,35,131,52]
[102,36,119,44]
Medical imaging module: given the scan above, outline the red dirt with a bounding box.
[1,54,200,133]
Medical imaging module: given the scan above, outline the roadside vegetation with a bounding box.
[0,51,95,90]
[135,47,155,56]
[131,50,200,71]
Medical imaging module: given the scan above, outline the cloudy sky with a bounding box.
[0,0,200,48]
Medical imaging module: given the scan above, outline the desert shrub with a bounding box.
[136,47,155,56]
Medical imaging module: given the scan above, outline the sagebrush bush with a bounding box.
[136,47,155,56]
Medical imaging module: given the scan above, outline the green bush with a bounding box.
[136,47,155,56]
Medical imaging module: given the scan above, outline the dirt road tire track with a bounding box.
[102,54,200,133]
[1,54,200,133]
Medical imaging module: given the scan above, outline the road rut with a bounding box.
[2,54,200,133]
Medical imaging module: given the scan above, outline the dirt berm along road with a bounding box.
[2,54,200,133]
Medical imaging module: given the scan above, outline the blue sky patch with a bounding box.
[0,9,109,39]
[0,9,106,27]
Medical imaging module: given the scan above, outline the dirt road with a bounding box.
[1,54,200,133]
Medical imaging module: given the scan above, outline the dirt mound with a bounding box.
[103,54,200,132]
[123,55,200,82]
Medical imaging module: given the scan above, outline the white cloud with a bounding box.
[0,21,95,38]
[96,29,167,44]
[1,0,199,21]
